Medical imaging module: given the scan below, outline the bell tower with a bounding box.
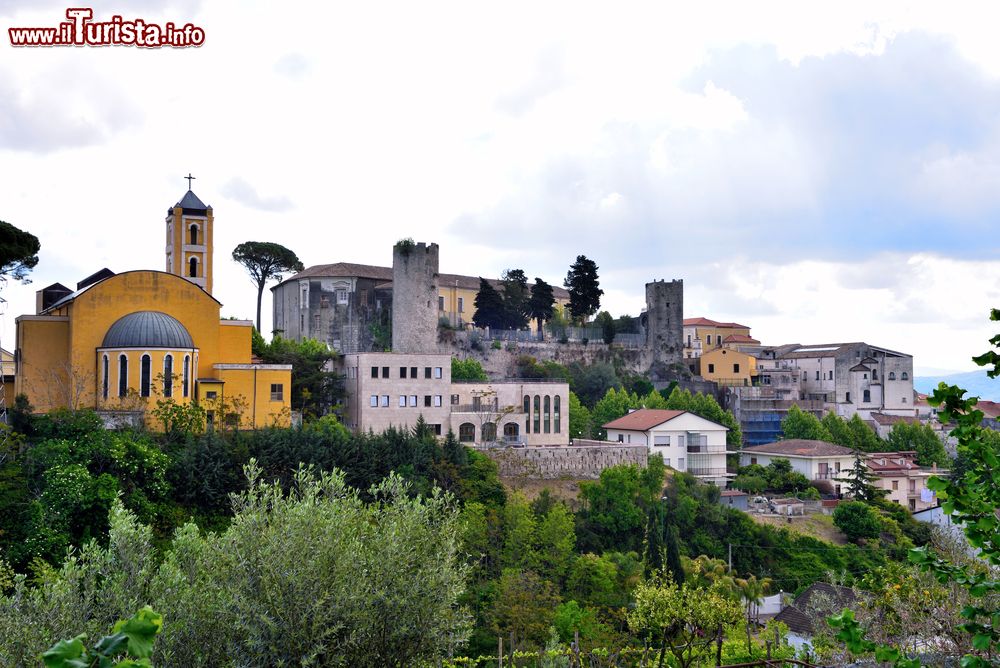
[165,174,214,294]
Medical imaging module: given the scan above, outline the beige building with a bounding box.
[683,317,753,360]
[866,451,943,512]
[739,439,858,496]
[341,352,569,446]
[699,347,758,387]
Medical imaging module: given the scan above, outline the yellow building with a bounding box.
[699,347,758,387]
[682,317,754,359]
[436,273,570,332]
[14,186,291,429]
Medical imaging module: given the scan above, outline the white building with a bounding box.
[739,439,857,495]
[603,409,730,486]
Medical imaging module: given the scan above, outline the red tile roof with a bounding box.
[603,409,687,431]
[741,439,854,457]
[683,317,751,329]
[723,334,760,344]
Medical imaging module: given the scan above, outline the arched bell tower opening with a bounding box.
[165,173,214,294]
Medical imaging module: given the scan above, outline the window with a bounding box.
[369,395,378,407]
[206,390,218,400]
[313,314,320,329]
[889,371,896,380]
[438,296,445,310]
[816,370,820,380]
[902,397,907,404]
[707,363,715,373]
[846,391,852,403]
[750,457,757,465]
[424,395,432,407]
[459,423,475,442]
[872,369,878,380]
[678,434,686,447]
[425,367,432,379]
[434,395,442,407]
[336,289,348,304]
[359,289,368,305]
[664,458,671,467]
[892,480,898,491]
[533,395,541,432]
[901,372,909,380]
[524,396,531,433]
[458,297,464,312]
[554,395,561,433]
[409,395,417,407]
[380,395,389,407]
[617,434,624,442]
[183,355,190,397]
[733,363,740,373]
[371,366,378,378]
[140,354,151,397]
[828,370,834,380]
[101,355,109,400]
[543,395,551,433]
[270,384,283,401]
[687,335,691,346]
[863,389,871,403]
[382,366,390,378]
[400,366,407,378]
[163,354,173,398]
[482,423,496,442]
[677,457,685,471]
[399,395,406,407]
[434,367,443,379]
[189,257,198,278]
[654,435,670,446]
[707,335,712,345]
[451,394,460,405]
[411,366,417,378]
[189,224,198,244]
[863,373,868,380]
[347,366,357,379]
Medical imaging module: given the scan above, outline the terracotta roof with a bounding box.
[869,412,919,426]
[723,334,760,344]
[603,409,687,431]
[720,490,747,497]
[774,583,857,636]
[741,439,854,458]
[978,400,1000,419]
[276,263,570,298]
[683,317,750,329]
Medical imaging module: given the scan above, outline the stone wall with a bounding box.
[392,241,439,354]
[644,279,684,379]
[484,444,648,479]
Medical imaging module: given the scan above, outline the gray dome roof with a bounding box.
[102,311,195,349]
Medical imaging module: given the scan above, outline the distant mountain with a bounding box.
[915,371,1000,402]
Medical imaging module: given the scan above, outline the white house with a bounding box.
[603,409,730,486]
[739,439,857,496]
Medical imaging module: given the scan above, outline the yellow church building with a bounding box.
[14,186,292,430]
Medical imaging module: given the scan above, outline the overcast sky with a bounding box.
[1,1,998,375]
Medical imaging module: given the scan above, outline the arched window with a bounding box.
[459,422,475,443]
[101,354,109,400]
[523,396,531,433]
[872,368,878,380]
[183,355,190,397]
[189,257,198,278]
[888,371,896,380]
[554,395,561,433]
[118,354,128,398]
[140,354,151,397]
[533,395,541,433]
[543,396,551,434]
[863,389,871,403]
[482,422,497,443]
[504,422,519,441]
[163,354,173,398]
[189,224,198,245]
[901,372,909,380]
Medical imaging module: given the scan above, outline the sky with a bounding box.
[1,1,999,376]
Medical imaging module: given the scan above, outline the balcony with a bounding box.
[814,471,841,480]
[687,444,726,454]
[688,467,730,476]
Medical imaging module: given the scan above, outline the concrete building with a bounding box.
[603,408,730,486]
[739,439,857,495]
[682,317,753,364]
[13,187,291,429]
[866,451,943,512]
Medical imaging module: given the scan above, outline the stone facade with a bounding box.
[484,444,648,479]
[644,279,684,378]
[392,241,439,354]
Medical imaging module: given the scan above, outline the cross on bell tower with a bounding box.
[165,176,214,294]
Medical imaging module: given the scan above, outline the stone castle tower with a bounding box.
[165,186,214,294]
[391,241,439,353]
[644,279,684,376]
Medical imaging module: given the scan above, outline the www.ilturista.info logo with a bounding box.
[9,8,205,47]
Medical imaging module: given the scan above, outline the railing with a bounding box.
[450,404,527,413]
[814,472,840,480]
[452,378,567,384]
[687,444,726,453]
[689,467,730,476]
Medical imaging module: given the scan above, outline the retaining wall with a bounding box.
[483,444,648,479]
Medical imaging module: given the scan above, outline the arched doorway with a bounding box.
[503,422,519,444]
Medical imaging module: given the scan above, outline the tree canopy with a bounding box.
[472,277,505,329]
[232,241,304,331]
[0,220,40,290]
[528,278,555,335]
[564,255,603,322]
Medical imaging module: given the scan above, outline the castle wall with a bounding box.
[644,279,684,379]
[484,444,648,479]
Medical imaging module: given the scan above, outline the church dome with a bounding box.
[102,311,195,349]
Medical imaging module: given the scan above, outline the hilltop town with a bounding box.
[0,187,997,666]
